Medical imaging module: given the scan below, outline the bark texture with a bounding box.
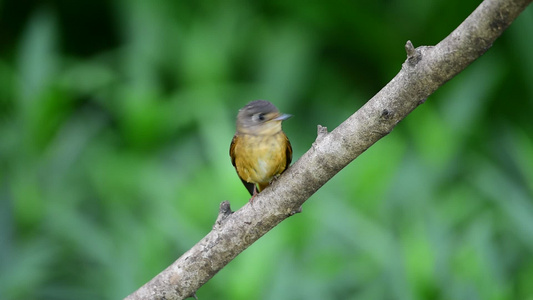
[125,0,532,298]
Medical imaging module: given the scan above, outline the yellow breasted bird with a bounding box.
[229,100,292,201]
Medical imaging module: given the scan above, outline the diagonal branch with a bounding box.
[125,0,532,299]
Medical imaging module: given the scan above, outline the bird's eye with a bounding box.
[253,113,266,122]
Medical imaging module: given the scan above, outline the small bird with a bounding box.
[229,100,292,201]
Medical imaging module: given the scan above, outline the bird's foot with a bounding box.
[270,174,282,183]
[249,185,258,205]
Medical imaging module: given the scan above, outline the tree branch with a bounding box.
[125,0,531,298]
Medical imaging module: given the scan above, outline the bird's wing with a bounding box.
[229,135,237,167]
[230,134,255,196]
[285,134,292,169]
[241,179,255,196]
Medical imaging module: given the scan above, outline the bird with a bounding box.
[229,100,292,202]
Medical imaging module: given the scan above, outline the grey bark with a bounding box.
[125,0,532,298]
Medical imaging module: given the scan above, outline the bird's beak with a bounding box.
[273,113,292,121]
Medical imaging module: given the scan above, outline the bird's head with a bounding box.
[236,100,292,135]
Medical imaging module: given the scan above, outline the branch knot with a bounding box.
[405,40,422,66]
[313,125,328,149]
[214,201,233,229]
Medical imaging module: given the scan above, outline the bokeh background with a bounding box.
[1,0,532,299]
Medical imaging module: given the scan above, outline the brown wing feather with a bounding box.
[241,179,255,196]
[284,134,292,171]
[230,134,255,195]
[229,135,237,167]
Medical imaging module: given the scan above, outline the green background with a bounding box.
[1,0,532,299]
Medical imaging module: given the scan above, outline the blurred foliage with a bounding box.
[0,0,532,299]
